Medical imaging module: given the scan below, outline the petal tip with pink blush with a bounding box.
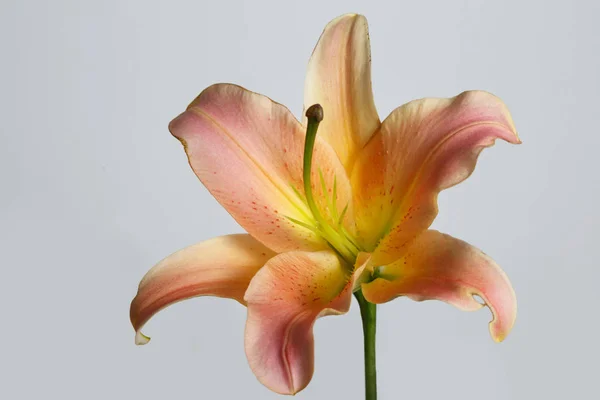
[168,111,194,166]
[459,90,522,144]
[487,286,518,343]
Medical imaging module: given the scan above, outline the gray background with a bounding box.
[1,0,598,399]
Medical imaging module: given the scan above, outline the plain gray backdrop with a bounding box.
[1,0,598,399]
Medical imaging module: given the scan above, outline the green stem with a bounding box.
[355,290,377,400]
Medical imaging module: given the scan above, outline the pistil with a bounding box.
[302,104,360,265]
[303,104,324,223]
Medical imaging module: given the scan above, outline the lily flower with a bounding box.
[130,13,518,396]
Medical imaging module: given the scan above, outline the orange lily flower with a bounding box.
[130,13,518,396]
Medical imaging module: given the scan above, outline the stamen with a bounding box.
[342,227,362,252]
[338,203,349,226]
[318,168,329,211]
[284,215,320,234]
[331,176,339,221]
[290,185,306,203]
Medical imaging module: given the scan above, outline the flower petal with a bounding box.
[351,91,520,261]
[362,230,517,342]
[304,14,380,169]
[170,84,354,253]
[130,234,275,345]
[244,250,352,394]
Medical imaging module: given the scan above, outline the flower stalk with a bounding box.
[355,290,377,400]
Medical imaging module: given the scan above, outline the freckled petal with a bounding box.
[351,91,520,261]
[304,14,380,169]
[130,234,275,345]
[362,230,517,342]
[244,250,352,394]
[170,84,354,253]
